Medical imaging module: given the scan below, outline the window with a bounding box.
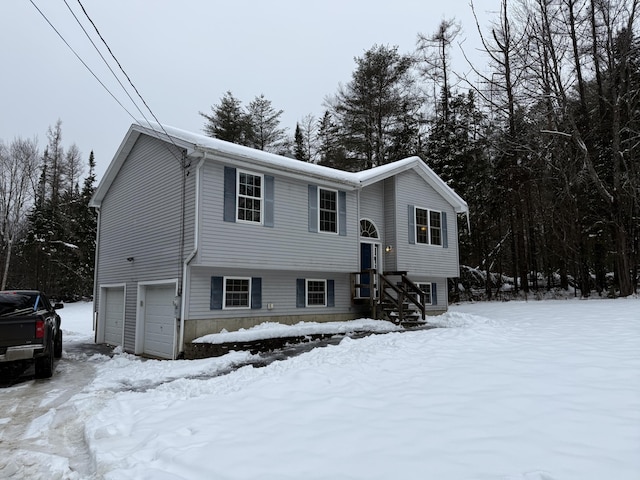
[429,211,442,246]
[415,207,442,246]
[223,277,251,308]
[224,167,274,227]
[296,278,335,308]
[237,171,263,223]
[308,185,346,235]
[211,276,261,310]
[414,282,432,305]
[319,188,337,233]
[415,208,429,244]
[360,219,379,238]
[306,280,327,307]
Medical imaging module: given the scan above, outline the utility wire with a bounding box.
[61,0,155,129]
[74,0,185,160]
[28,0,137,121]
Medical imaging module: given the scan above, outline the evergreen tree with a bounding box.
[18,123,96,298]
[199,91,247,143]
[316,111,349,170]
[293,123,308,161]
[245,94,288,153]
[329,44,420,169]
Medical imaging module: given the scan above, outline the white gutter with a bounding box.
[196,145,359,190]
[178,155,206,355]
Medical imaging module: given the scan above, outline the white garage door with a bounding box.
[103,287,124,346]
[143,284,176,359]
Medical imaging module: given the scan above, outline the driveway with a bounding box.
[0,337,113,479]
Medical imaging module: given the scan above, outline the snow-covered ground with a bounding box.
[1,298,639,479]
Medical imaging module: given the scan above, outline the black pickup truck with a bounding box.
[0,290,63,378]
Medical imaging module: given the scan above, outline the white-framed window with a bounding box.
[360,219,379,238]
[306,279,327,307]
[414,282,433,305]
[237,170,263,224]
[318,188,338,233]
[415,207,442,246]
[223,277,251,309]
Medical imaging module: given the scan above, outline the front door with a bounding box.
[359,242,380,299]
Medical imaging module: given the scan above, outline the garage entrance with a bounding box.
[100,285,125,347]
[139,282,177,359]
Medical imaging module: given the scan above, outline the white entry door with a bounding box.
[142,284,176,359]
[103,286,124,347]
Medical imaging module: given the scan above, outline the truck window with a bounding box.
[0,292,39,316]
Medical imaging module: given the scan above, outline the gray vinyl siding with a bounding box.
[186,266,353,320]
[395,170,460,277]
[197,161,359,272]
[359,183,385,237]
[383,177,397,272]
[95,135,195,351]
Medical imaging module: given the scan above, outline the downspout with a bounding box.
[92,207,101,343]
[178,155,205,355]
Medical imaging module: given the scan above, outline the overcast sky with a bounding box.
[1,1,495,180]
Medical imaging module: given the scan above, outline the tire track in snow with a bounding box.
[0,340,113,479]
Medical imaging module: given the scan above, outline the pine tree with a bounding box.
[199,91,248,144]
[245,94,288,152]
[293,123,308,161]
[316,111,349,170]
[329,44,420,169]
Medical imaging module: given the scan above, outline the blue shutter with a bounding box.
[327,280,335,307]
[441,211,448,248]
[308,185,318,232]
[408,205,415,244]
[223,167,236,222]
[431,282,438,306]
[251,277,262,309]
[338,191,347,236]
[296,278,306,307]
[210,276,223,310]
[264,175,274,227]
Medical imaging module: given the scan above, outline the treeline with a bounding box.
[0,120,96,299]
[2,1,636,300]
[202,0,639,297]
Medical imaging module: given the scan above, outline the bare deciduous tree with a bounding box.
[0,137,40,289]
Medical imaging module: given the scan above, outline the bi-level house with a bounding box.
[90,123,468,359]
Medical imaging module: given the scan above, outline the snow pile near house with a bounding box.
[193,318,402,344]
[77,298,640,480]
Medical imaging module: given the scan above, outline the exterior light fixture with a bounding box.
[385,246,393,253]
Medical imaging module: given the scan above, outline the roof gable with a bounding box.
[91,122,468,214]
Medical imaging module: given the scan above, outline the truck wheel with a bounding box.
[35,339,54,379]
[54,330,63,358]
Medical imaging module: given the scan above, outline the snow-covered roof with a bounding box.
[91,122,468,213]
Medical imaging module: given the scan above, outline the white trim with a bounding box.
[318,187,339,234]
[135,279,179,358]
[180,156,205,355]
[357,240,381,299]
[414,206,442,246]
[236,169,264,225]
[305,279,327,307]
[222,276,252,310]
[97,283,126,346]
[414,282,433,306]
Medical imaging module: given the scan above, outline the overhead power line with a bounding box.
[29,0,185,164]
[28,0,137,121]
[61,0,154,128]
[74,0,183,155]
